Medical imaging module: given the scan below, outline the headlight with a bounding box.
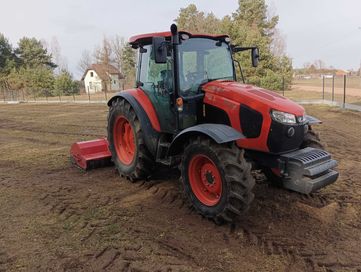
[297,115,306,123]
[271,110,296,124]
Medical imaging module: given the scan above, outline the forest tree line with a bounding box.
[85,0,293,91]
[0,36,81,98]
[0,0,292,99]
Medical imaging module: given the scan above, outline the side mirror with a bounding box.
[251,47,260,67]
[152,37,167,64]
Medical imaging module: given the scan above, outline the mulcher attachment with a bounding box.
[70,138,112,170]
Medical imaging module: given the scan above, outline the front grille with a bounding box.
[294,149,330,167]
[267,120,305,153]
[281,147,331,168]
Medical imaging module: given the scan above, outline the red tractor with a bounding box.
[71,24,338,223]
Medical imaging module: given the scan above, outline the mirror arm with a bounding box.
[232,46,257,53]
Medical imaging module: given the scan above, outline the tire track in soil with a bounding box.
[145,177,361,272]
[35,163,361,272]
[0,250,13,272]
[137,180,310,269]
[36,171,202,271]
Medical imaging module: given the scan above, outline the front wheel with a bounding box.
[180,137,255,224]
[301,126,324,149]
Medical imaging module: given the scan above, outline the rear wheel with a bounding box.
[107,99,154,181]
[180,136,255,224]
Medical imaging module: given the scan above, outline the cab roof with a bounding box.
[129,31,229,46]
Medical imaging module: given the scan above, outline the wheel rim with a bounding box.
[188,154,222,206]
[113,116,135,165]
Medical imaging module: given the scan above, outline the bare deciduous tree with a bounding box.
[270,29,286,57]
[94,36,113,65]
[314,59,326,70]
[111,35,126,72]
[77,50,92,75]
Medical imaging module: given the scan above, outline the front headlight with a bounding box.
[297,115,306,123]
[271,110,296,124]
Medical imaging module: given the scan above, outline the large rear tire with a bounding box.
[180,136,255,224]
[107,98,154,181]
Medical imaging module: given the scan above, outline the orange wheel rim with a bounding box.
[113,116,135,165]
[188,154,222,206]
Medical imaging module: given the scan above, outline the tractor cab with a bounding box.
[129,27,259,132]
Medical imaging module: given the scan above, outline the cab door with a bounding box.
[138,44,175,133]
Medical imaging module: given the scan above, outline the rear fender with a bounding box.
[108,91,159,156]
[168,124,245,156]
[108,89,161,132]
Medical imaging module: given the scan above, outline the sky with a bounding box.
[1,0,360,78]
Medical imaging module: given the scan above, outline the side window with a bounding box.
[182,51,197,76]
[139,45,172,95]
[138,44,175,133]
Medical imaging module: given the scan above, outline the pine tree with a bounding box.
[121,44,136,88]
[15,37,56,69]
[175,1,293,91]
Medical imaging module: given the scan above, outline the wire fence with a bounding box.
[278,75,361,112]
[2,76,361,112]
[0,89,118,104]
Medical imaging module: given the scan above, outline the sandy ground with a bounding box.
[0,103,361,272]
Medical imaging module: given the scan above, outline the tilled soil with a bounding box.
[0,103,360,272]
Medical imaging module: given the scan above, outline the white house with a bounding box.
[82,64,124,94]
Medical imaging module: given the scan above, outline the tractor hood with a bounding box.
[202,80,305,116]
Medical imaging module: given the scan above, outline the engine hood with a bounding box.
[202,80,305,116]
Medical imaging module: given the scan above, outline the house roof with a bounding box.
[81,64,124,81]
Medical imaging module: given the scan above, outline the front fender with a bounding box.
[168,124,244,156]
[306,115,322,125]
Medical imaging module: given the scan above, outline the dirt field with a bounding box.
[0,103,361,272]
[290,78,361,106]
[289,85,361,105]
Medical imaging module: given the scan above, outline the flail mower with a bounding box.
[71,24,338,223]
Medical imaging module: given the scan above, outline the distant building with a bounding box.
[82,64,124,94]
[335,69,349,76]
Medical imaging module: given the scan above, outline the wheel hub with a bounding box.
[205,171,215,185]
[188,154,222,206]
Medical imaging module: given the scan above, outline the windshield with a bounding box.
[178,38,234,95]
